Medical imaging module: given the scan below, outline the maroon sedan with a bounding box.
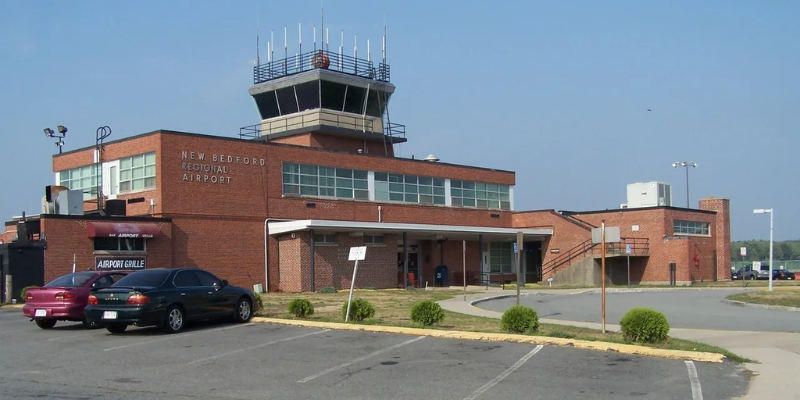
[23,271,127,329]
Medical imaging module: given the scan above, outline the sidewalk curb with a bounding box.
[721,299,800,312]
[0,304,23,310]
[250,317,724,363]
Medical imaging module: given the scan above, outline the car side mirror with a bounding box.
[220,279,229,287]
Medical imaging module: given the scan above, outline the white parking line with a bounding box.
[685,360,704,400]
[461,345,544,400]
[188,328,330,365]
[297,336,426,383]
[48,333,92,342]
[103,323,255,351]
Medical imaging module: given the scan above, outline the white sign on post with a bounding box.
[740,247,747,257]
[345,246,367,322]
[625,244,632,255]
[592,226,621,244]
[348,246,367,261]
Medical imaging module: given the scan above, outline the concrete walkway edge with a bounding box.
[721,298,800,312]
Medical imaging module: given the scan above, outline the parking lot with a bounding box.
[0,308,748,400]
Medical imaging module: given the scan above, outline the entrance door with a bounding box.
[524,241,543,282]
[397,252,420,287]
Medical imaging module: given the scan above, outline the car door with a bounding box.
[195,270,234,317]
[172,270,208,320]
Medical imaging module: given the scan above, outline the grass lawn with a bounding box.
[256,289,751,363]
[726,289,800,308]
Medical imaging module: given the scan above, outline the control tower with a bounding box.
[241,27,406,157]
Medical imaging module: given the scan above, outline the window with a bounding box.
[173,270,202,287]
[364,235,384,245]
[45,272,96,288]
[489,242,513,274]
[93,237,145,252]
[92,275,116,289]
[451,180,511,210]
[113,269,170,287]
[120,152,156,192]
[196,270,222,287]
[374,172,446,205]
[673,220,710,236]
[282,163,368,200]
[313,233,337,244]
[58,165,98,200]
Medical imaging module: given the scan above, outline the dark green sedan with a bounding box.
[84,268,256,334]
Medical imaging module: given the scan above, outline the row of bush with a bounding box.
[283,298,446,326]
[499,305,670,344]
[275,294,670,344]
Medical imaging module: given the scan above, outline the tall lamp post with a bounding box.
[672,161,697,208]
[753,208,774,292]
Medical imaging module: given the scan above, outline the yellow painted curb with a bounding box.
[0,304,23,309]
[251,317,724,363]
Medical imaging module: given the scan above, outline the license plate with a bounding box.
[102,311,118,320]
[34,309,47,317]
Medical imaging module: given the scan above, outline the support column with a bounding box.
[310,229,316,292]
[403,232,409,288]
[478,234,483,286]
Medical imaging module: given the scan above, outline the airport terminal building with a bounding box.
[1,44,731,297]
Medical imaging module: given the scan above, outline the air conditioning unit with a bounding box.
[626,182,673,208]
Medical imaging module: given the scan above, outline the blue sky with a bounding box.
[1,0,797,241]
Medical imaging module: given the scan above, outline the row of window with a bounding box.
[282,162,512,210]
[94,237,145,252]
[58,152,156,199]
[282,163,369,200]
[673,220,710,236]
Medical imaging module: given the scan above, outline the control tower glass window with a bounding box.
[294,81,320,112]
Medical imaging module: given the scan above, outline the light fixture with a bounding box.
[672,161,698,208]
[43,125,67,153]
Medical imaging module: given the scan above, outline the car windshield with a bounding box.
[45,272,96,288]
[112,270,171,287]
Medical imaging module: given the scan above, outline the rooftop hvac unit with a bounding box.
[626,182,673,208]
[56,190,84,215]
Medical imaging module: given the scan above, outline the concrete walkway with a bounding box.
[438,288,800,400]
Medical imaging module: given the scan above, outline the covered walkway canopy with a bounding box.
[267,219,553,241]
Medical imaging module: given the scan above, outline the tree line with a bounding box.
[730,240,800,261]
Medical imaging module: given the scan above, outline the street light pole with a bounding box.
[672,161,697,208]
[753,208,774,292]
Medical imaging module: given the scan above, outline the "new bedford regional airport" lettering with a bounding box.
[180,151,265,185]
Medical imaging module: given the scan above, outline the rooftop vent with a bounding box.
[423,154,440,162]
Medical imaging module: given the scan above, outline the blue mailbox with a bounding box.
[434,265,449,287]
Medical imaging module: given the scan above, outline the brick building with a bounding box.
[1,44,731,294]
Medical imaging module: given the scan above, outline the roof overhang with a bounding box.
[87,222,162,239]
[267,219,552,241]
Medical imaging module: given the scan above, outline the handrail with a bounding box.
[254,49,390,84]
[541,237,650,277]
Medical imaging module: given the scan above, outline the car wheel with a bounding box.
[234,297,253,323]
[106,323,127,334]
[163,305,185,334]
[749,275,756,280]
[35,319,57,329]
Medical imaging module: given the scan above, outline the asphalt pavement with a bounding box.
[0,307,748,400]
[477,289,799,332]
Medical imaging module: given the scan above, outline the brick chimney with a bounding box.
[699,197,731,280]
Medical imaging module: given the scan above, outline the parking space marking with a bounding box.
[685,361,704,400]
[297,336,426,383]
[188,328,330,365]
[103,322,255,351]
[461,345,544,400]
[47,333,92,342]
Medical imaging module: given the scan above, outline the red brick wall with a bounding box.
[512,210,591,277]
[277,233,305,292]
[0,225,17,244]
[309,134,395,157]
[40,217,172,283]
[700,198,732,280]
[269,133,313,147]
[313,233,398,290]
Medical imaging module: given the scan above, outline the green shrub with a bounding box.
[253,292,264,312]
[20,285,38,302]
[287,298,315,318]
[410,300,445,327]
[619,308,670,344]
[341,298,375,322]
[319,286,338,294]
[501,305,539,334]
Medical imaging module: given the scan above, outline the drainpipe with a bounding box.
[263,218,291,293]
[378,206,382,223]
